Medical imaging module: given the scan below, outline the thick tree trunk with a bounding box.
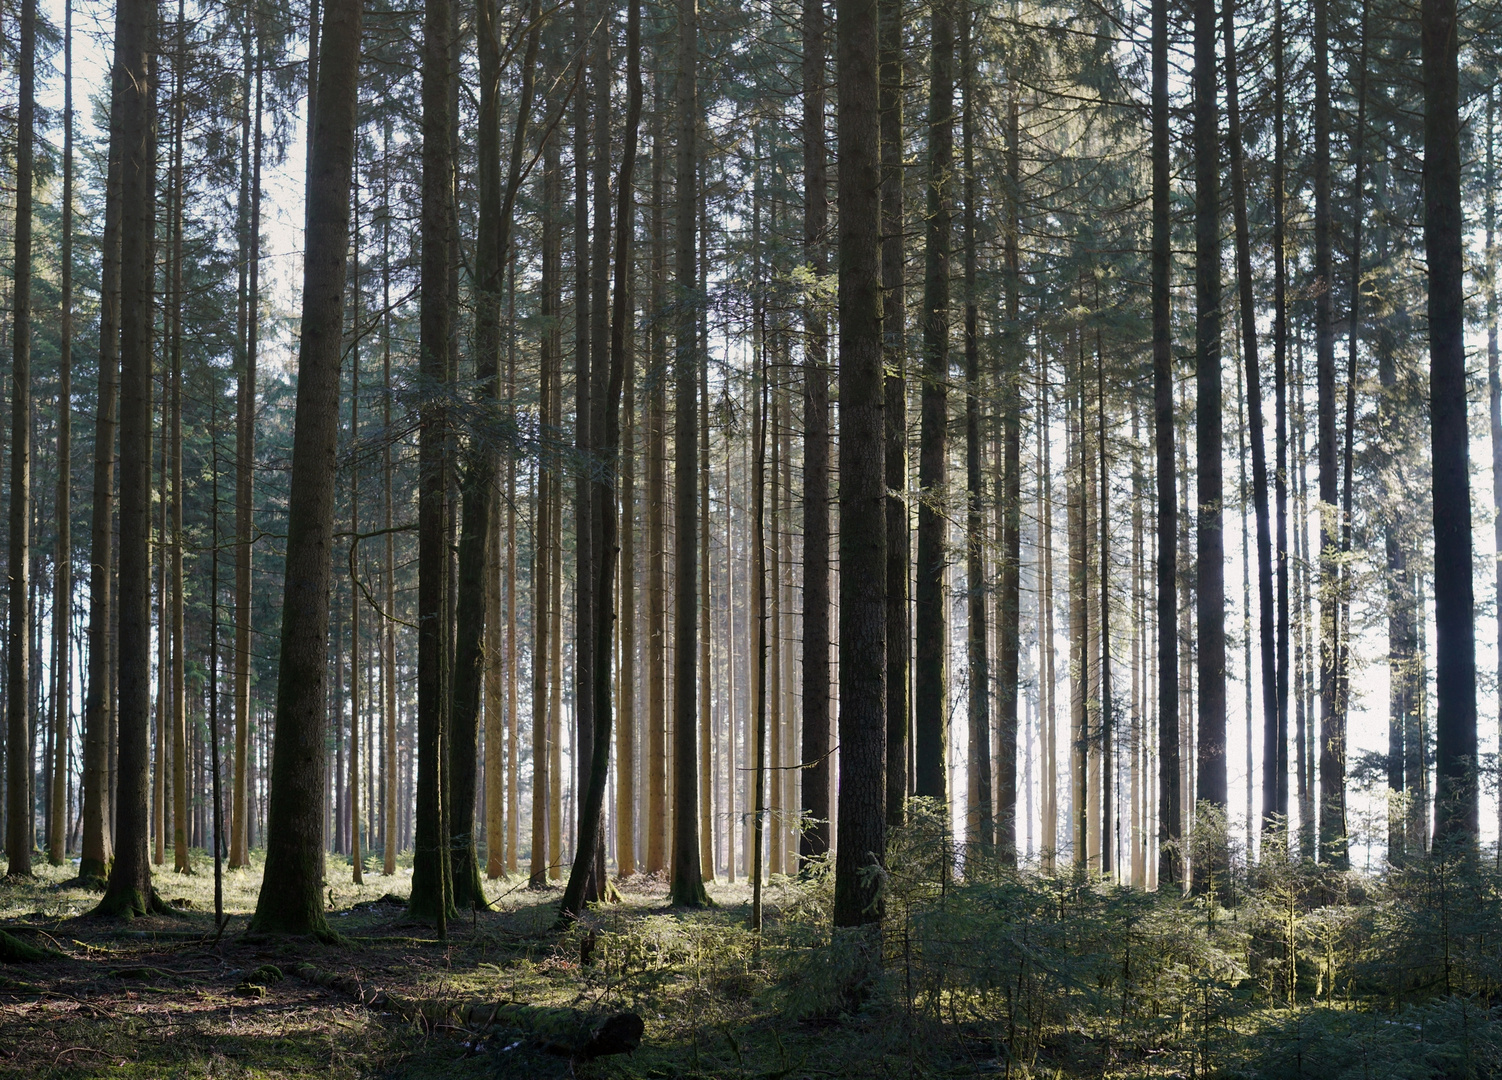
[1272,0,1290,844]
[1423,0,1476,847]
[97,0,158,918]
[833,0,885,928]
[410,0,455,929]
[245,0,361,937]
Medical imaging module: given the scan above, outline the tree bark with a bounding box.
[245,0,362,937]
[6,0,35,879]
[410,0,455,929]
[669,0,709,908]
[880,0,907,829]
[562,0,641,920]
[1423,0,1476,847]
[833,0,886,928]
[960,8,990,856]
[1152,0,1179,890]
[97,0,158,918]
[1313,0,1347,867]
[800,0,832,869]
[1193,0,1227,891]
[915,0,953,805]
[50,0,75,869]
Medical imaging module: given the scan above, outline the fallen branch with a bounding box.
[291,962,643,1060]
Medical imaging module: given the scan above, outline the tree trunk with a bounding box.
[6,0,35,880]
[669,0,708,908]
[1272,0,1290,843]
[645,92,668,876]
[562,0,641,919]
[996,73,1021,867]
[245,0,362,937]
[1192,0,1226,893]
[97,0,158,918]
[1312,0,1347,868]
[81,38,124,881]
[1223,0,1278,846]
[50,0,75,869]
[800,0,832,869]
[232,13,263,872]
[382,117,398,876]
[915,0,952,805]
[960,8,990,855]
[880,0,907,829]
[349,222,364,885]
[410,0,455,929]
[833,0,885,928]
[1487,87,1500,864]
[1423,0,1476,847]
[570,0,596,906]
[531,134,560,889]
[1152,0,1179,889]
[168,27,189,874]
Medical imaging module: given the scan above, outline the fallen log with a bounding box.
[291,963,643,1060]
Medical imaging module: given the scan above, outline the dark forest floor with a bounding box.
[0,855,933,1080]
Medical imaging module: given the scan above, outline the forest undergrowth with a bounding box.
[0,808,1499,1079]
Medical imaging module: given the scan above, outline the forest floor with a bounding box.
[0,854,933,1080]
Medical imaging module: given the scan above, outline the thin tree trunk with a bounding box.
[169,22,189,874]
[1272,0,1290,842]
[530,151,556,889]
[1224,0,1278,844]
[562,0,641,918]
[1152,0,1179,889]
[6,0,35,879]
[961,7,990,855]
[617,249,637,878]
[350,203,364,886]
[1487,87,1501,865]
[382,116,398,876]
[645,92,668,876]
[996,71,1021,866]
[669,0,708,907]
[50,0,75,868]
[245,0,362,936]
[915,0,953,805]
[1313,0,1347,867]
[800,0,832,868]
[81,36,124,881]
